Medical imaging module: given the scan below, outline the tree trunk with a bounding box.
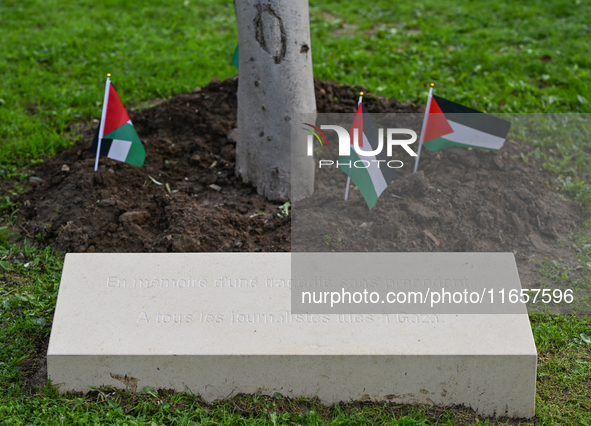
[235,0,316,201]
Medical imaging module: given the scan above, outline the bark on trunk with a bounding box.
[235,0,316,201]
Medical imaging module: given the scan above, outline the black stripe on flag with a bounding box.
[433,95,511,139]
[90,122,114,157]
[361,104,397,184]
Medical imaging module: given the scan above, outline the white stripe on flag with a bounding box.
[445,120,506,150]
[107,139,132,162]
[357,132,388,195]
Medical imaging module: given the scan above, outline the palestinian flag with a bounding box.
[92,81,145,168]
[422,95,511,151]
[339,103,397,210]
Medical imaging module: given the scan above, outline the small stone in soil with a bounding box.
[226,128,238,143]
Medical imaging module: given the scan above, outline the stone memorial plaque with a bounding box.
[48,253,536,418]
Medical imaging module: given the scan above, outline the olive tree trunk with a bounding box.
[235,0,316,201]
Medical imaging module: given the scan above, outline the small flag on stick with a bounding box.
[92,75,145,170]
[341,92,397,209]
[232,44,239,70]
[414,85,511,172]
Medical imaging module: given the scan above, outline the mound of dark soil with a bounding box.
[8,77,583,286]
[294,142,581,282]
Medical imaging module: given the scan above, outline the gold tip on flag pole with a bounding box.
[359,91,364,96]
[430,83,434,87]
[107,73,111,77]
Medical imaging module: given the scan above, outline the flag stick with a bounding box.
[413,83,434,173]
[344,91,364,201]
[344,177,351,201]
[94,74,111,172]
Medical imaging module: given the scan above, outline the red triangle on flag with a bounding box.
[349,102,364,147]
[104,84,131,136]
[423,97,454,143]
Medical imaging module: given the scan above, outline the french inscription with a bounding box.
[136,312,440,325]
[136,312,223,324]
[108,276,281,289]
[108,276,207,288]
[109,276,472,289]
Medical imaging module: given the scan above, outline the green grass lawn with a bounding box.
[1,0,591,424]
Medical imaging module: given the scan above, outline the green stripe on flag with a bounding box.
[423,137,498,152]
[340,151,379,209]
[104,122,141,144]
[124,138,146,167]
[104,122,145,167]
